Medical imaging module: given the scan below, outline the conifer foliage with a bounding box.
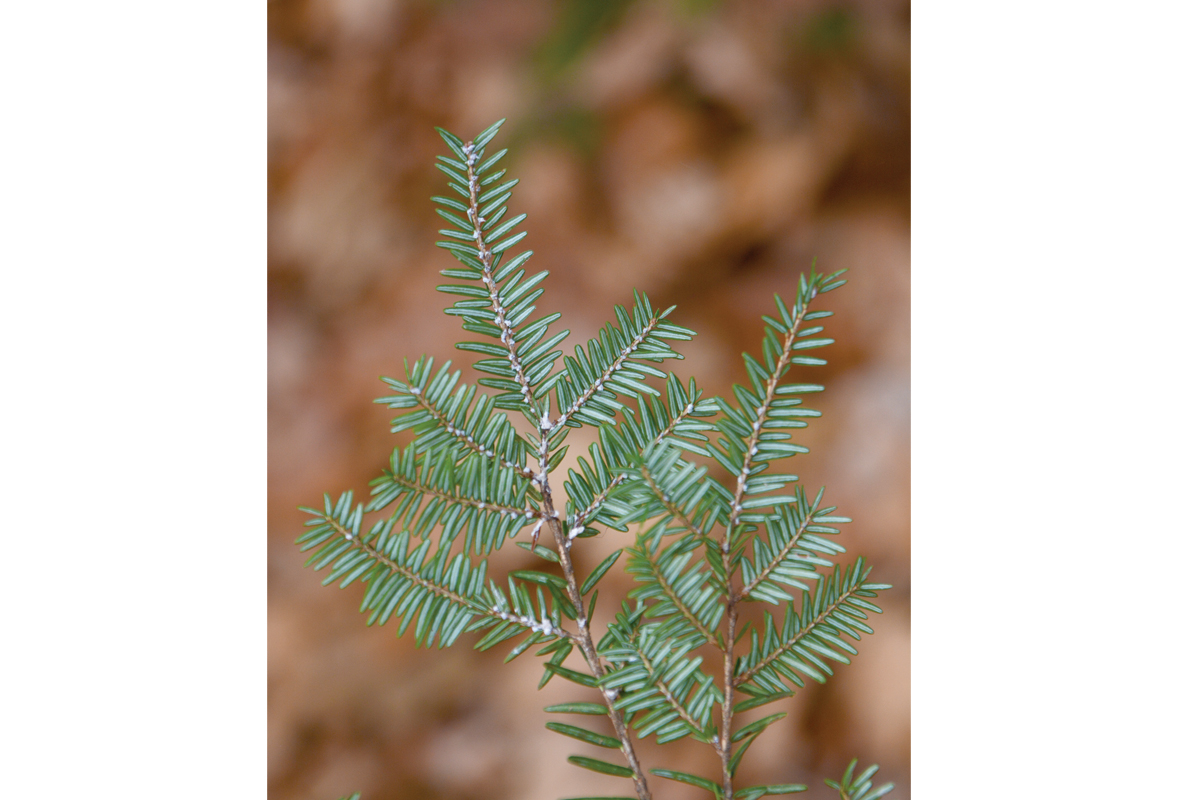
[296,120,894,800]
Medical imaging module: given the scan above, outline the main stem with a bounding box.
[539,469,653,800]
[463,136,652,799]
[718,551,738,800]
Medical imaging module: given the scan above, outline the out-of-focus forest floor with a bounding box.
[269,1,909,798]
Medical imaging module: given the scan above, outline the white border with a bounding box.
[914,2,1199,796]
[2,2,264,795]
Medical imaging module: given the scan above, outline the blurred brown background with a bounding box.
[268,1,909,798]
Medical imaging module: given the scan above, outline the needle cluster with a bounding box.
[297,120,894,800]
